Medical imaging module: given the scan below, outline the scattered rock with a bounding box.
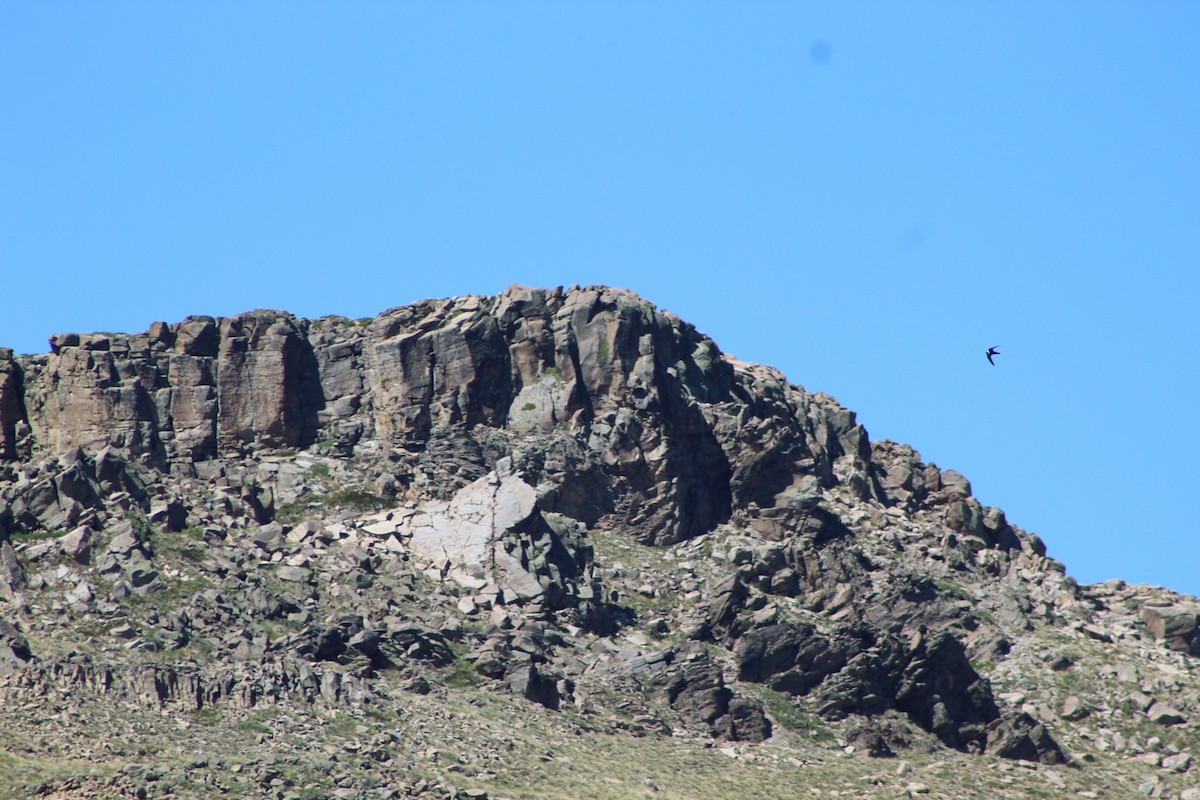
[1146,702,1188,726]
[0,285,1183,796]
[1060,696,1090,721]
[1162,752,1192,772]
[985,713,1066,765]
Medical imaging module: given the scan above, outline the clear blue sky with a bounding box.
[3,4,1198,595]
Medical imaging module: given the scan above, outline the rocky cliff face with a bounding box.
[4,287,739,544]
[1,286,1198,800]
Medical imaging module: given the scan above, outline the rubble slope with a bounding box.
[2,285,1199,799]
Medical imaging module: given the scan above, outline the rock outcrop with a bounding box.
[6,288,745,546]
[5,284,1195,799]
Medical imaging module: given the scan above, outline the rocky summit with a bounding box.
[1,285,1198,800]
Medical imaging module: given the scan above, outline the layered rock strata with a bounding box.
[0,284,1140,770]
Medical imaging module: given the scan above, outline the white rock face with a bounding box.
[399,470,543,602]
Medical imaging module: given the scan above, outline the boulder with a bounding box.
[506,663,561,709]
[0,618,32,672]
[844,720,898,758]
[985,713,1066,764]
[1141,604,1200,655]
[0,540,25,600]
[1146,702,1187,726]
[700,574,751,643]
[1163,752,1192,772]
[59,524,95,563]
[661,654,731,729]
[893,631,999,752]
[713,697,772,744]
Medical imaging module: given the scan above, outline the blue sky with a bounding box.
[3,4,1198,595]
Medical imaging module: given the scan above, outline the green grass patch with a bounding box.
[0,750,112,800]
[276,484,384,523]
[324,486,386,512]
[754,687,837,742]
[441,643,484,688]
[324,710,363,737]
[274,501,312,524]
[934,578,971,601]
[595,336,614,384]
[233,709,274,735]
[9,529,62,542]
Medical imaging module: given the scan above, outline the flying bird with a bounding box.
[985,346,1000,365]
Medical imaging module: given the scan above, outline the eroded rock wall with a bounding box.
[0,284,1099,767]
[2,284,1049,557]
[4,287,753,545]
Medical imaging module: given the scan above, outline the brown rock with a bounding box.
[1141,604,1200,655]
[217,312,321,452]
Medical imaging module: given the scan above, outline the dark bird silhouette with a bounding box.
[986,346,1000,365]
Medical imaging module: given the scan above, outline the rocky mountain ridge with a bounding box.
[1,285,1198,799]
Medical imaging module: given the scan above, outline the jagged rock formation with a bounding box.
[1,285,1198,799]
[3,288,738,547]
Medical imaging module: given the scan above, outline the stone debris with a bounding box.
[0,285,1197,798]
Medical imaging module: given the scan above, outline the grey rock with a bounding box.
[287,519,330,543]
[274,565,311,583]
[252,522,287,553]
[59,524,95,563]
[648,649,770,742]
[1060,695,1090,721]
[128,567,159,590]
[506,663,561,709]
[1146,702,1187,725]
[844,721,897,758]
[149,496,188,532]
[1162,752,1192,772]
[0,350,22,460]
[106,523,142,557]
[985,713,1066,764]
[66,580,93,604]
[111,623,136,639]
[0,540,25,599]
[0,618,33,671]
[735,622,1021,755]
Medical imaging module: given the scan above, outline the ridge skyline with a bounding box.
[2,283,1193,600]
[5,4,1196,604]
